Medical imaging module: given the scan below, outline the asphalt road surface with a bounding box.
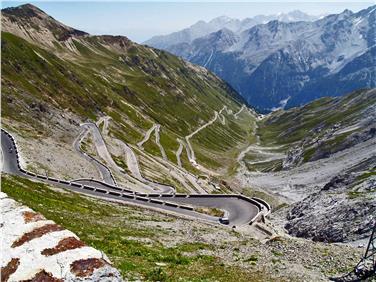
[73,124,116,186]
[1,130,265,226]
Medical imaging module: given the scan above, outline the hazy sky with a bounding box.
[2,1,373,42]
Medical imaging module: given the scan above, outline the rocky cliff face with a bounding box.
[289,46,376,107]
[149,5,376,112]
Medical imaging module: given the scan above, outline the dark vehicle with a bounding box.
[219,217,230,225]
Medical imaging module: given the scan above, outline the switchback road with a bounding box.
[1,129,269,226]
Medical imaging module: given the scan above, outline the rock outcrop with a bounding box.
[0,192,123,281]
[285,157,376,243]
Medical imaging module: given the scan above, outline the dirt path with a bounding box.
[85,123,123,174]
[237,120,284,163]
[175,139,184,167]
[185,109,221,166]
[139,150,207,194]
[92,121,174,194]
[115,139,142,180]
[137,124,168,161]
[88,117,218,194]
[131,140,207,193]
[219,114,226,125]
[75,122,159,192]
[137,124,158,149]
[176,105,240,176]
[94,118,199,194]
[237,144,285,165]
[234,105,245,119]
[154,124,168,160]
[96,116,111,136]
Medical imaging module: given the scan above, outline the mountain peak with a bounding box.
[2,3,88,44]
[18,3,43,11]
[341,8,354,17]
[2,3,48,19]
[202,28,238,49]
[151,4,374,112]
[216,27,234,35]
[287,10,309,17]
[192,20,207,26]
[207,27,236,41]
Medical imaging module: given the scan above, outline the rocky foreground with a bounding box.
[0,192,122,281]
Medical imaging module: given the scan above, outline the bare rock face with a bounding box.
[285,158,376,243]
[0,192,123,281]
[282,146,303,169]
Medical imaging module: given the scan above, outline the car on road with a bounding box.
[219,217,229,225]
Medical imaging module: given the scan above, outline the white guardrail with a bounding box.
[2,128,270,226]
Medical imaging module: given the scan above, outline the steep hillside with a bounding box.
[288,46,376,106]
[1,4,256,190]
[2,5,244,131]
[236,89,375,242]
[258,89,376,168]
[151,5,376,112]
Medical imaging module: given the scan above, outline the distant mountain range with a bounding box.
[145,7,376,112]
[145,10,322,50]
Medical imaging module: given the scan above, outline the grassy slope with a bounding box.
[259,90,374,145]
[191,109,256,171]
[2,30,253,175]
[2,175,267,282]
[256,89,375,166]
[1,30,244,129]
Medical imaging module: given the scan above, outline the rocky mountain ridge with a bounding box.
[144,10,321,49]
[286,156,375,243]
[148,5,376,112]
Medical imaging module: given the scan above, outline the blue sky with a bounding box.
[2,1,373,42]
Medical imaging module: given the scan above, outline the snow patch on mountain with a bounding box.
[144,10,321,49]
[150,5,376,111]
[271,96,291,111]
